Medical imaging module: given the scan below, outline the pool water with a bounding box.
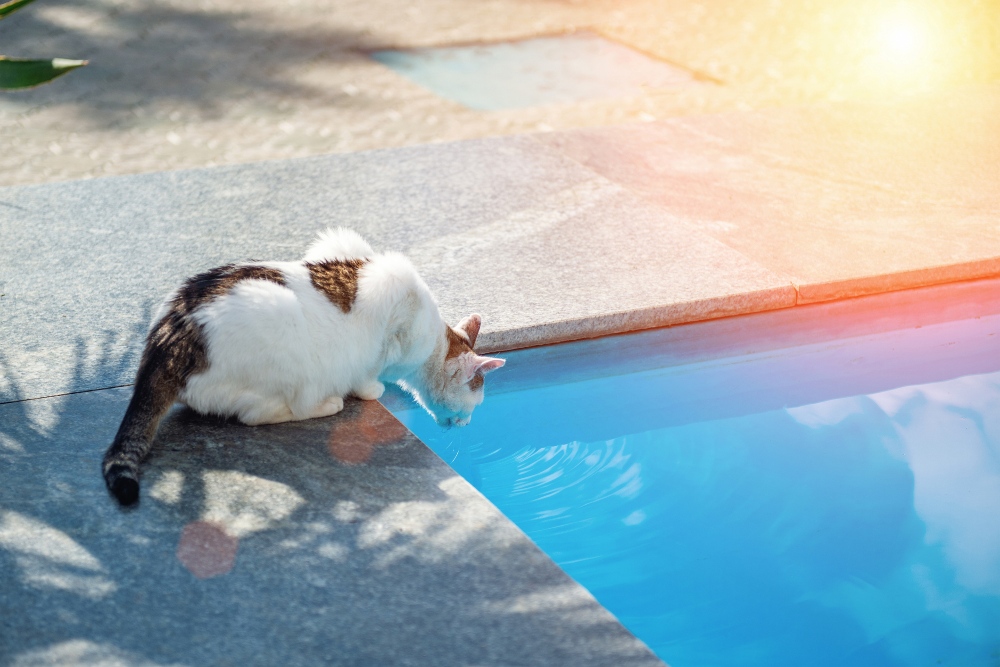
[385,299,1000,666]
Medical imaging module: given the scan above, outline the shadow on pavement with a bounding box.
[0,0,382,127]
[0,340,661,666]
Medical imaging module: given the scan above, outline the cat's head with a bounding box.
[423,314,504,427]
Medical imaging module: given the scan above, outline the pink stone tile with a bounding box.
[538,84,1000,304]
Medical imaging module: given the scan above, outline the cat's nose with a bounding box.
[452,416,471,427]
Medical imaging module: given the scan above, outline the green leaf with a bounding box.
[0,0,37,20]
[0,57,87,89]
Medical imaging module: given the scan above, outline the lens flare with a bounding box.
[882,20,923,58]
[860,6,937,93]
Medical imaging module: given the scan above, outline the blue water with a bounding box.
[387,312,1000,666]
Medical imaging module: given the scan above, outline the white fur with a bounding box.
[302,227,374,263]
[175,229,504,427]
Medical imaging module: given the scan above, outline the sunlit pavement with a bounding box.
[0,0,997,185]
[2,1,1000,664]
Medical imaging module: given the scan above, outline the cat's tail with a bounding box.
[103,309,206,505]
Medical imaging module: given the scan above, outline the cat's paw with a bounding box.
[311,396,345,418]
[355,381,385,401]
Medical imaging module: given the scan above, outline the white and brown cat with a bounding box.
[103,228,504,505]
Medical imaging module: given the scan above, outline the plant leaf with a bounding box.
[0,0,37,20]
[0,57,87,89]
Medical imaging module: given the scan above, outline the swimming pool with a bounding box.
[384,282,1000,666]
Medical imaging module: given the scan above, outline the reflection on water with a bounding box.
[391,316,1000,666]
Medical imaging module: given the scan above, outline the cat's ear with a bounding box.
[456,313,482,348]
[476,356,505,374]
[462,354,505,381]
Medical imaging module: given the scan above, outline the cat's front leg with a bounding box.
[354,380,385,401]
[309,396,345,419]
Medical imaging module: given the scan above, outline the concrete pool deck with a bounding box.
[2,84,999,664]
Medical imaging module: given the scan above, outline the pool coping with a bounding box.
[383,273,1000,420]
[474,259,1000,355]
[472,232,1000,354]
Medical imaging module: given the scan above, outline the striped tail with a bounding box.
[102,361,181,505]
[103,307,207,505]
[103,262,286,505]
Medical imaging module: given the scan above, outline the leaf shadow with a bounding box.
[0,329,662,666]
[0,0,386,129]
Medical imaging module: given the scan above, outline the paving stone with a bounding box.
[372,32,699,111]
[0,390,663,666]
[0,134,791,403]
[537,83,1000,303]
[6,0,996,187]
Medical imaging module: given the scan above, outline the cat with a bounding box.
[102,228,505,506]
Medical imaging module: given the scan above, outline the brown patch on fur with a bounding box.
[445,325,473,360]
[177,264,287,307]
[307,259,367,313]
[102,263,288,505]
[445,325,484,390]
[458,315,480,348]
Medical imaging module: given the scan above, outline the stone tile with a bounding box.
[0,389,662,667]
[0,135,586,402]
[0,134,790,402]
[371,32,699,111]
[414,180,795,353]
[538,84,1000,303]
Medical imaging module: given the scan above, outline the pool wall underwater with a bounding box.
[383,278,1000,667]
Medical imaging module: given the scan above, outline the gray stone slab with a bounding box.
[0,134,791,403]
[0,390,663,667]
[538,83,1000,303]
